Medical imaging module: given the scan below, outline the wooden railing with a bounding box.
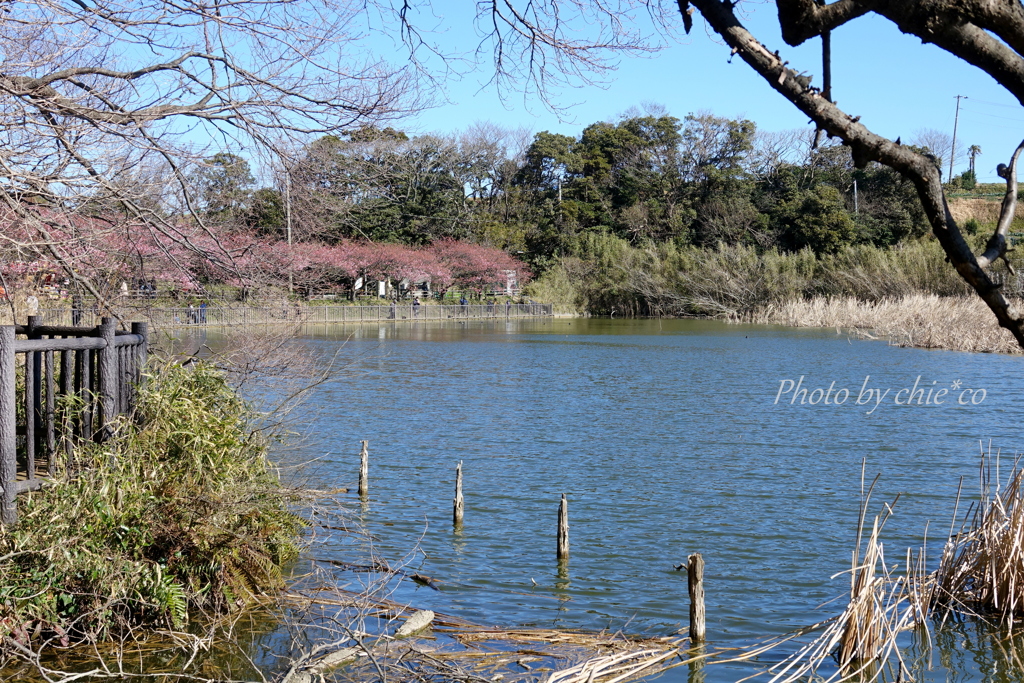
[0,317,148,523]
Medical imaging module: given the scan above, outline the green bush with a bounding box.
[0,363,303,647]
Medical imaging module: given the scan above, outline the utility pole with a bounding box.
[949,95,967,181]
[286,168,293,294]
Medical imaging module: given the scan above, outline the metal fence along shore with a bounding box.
[33,302,559,329]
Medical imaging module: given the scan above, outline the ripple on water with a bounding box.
[244,318,1024,683]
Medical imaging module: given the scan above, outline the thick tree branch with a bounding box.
[977,139,1024,269]
[776,2,1024,108]
[776,0,871,46]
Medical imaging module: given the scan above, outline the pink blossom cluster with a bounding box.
[0,208,530,295]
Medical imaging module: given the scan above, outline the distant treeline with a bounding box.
[177,110,1004,312]
[203,111,949,265]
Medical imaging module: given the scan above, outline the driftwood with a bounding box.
[395,609,435,637]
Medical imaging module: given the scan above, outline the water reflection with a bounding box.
[687,644,706,683]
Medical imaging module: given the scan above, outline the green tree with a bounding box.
[787,185,857,254]
[247,188,286,236]
[194,153,255,222]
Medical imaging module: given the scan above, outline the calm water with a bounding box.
[201,318,1024,681]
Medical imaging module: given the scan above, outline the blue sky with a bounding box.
[398,2,1022,184]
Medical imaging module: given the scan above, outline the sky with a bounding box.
[393,1,1023,184]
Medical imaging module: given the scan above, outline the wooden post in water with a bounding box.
[557,493,569,560]
[688,553,706,643]
[453,461,464,527]
[358,440,369,497]
[0,326,16,524]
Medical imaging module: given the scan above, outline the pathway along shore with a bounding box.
[26,301,569,331]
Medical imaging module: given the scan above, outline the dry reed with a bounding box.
[754,472,928,683]
[932,446,1024,624]
[754,294,1022,354]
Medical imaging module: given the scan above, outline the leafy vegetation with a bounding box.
[526,235,987,318]
[0,363,303,649]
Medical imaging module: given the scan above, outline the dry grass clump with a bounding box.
[756,294,1022,354]
[932,452,1024,623]
[757,476,928,683]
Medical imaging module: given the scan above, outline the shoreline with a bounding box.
[746,294,1021,355]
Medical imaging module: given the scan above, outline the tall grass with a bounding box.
[530,235,983,318]
[0,362,303,650]
[759,294,1022,354]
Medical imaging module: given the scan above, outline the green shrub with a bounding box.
[542,237,974,317]
[0,363,303,647]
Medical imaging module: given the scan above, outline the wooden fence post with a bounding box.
[26,318,41,434]
[358,440,369,497]
[24,317,37,475]
[453,461,464,527]
[688,553,706,642]
[131,321,148,398]
[0,326,16,524]
[97,317,117,442]
[557,493,569,560]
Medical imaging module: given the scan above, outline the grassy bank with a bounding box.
[526,234,987,318]
[0,362,303,654]
[755,294,1021,354]
[523,233,1022,352]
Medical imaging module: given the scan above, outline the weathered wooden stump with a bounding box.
[358,440,369,497]
[453,460,464,527]
[688,553,706,642]
[557,493,569,560]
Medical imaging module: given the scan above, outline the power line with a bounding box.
[963,109,1024,124]
[963,97,1023,110]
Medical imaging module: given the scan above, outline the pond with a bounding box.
[197,317,1024,681]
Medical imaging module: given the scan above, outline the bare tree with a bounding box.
[748,128,813,180]
[911,128,960,173]
[0,0,423,305]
